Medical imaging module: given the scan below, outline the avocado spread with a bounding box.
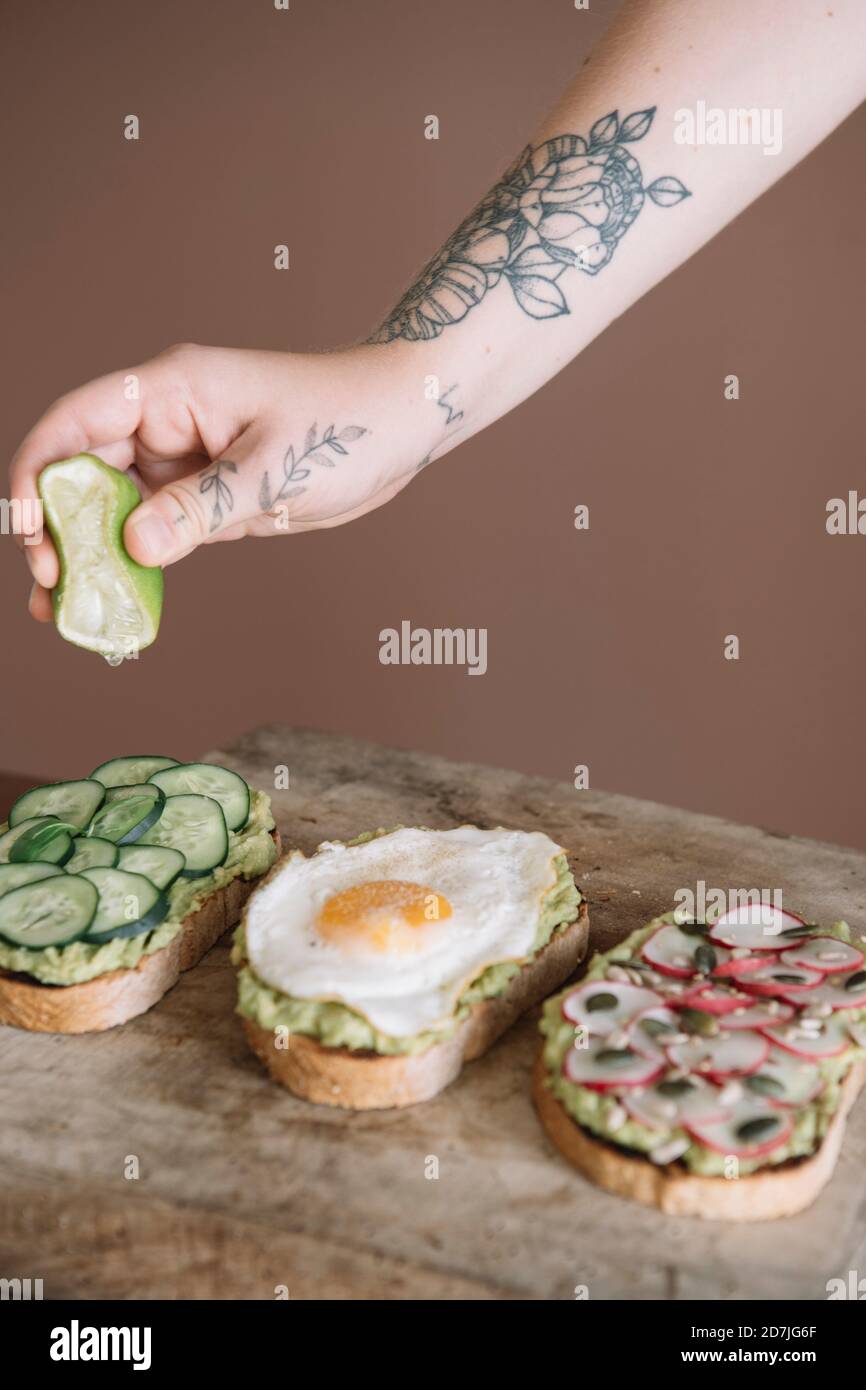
[0,790,277,986]
[233,833,581,1056]
[540,914,866,1176]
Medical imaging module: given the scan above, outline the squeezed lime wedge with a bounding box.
[38,454,163,659]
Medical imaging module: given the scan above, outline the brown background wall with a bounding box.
[1,0,864,847]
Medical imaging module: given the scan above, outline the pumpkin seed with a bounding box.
[679,1008,718,1037]
[845,971,866,993]
[677,919,709,937]
[640,1017,677,1038]
[595,1047,636,1067]
[745,1073,785,1099]
[695,944,717,975]
[771,972,810,984]
[586,991,619,1012]
[735,1115,781,1143]
[780,925,816,938]
[656,1077,696,1098]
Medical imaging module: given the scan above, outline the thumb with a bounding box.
[124,437,261,566]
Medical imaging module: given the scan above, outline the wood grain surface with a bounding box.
[2,726,865,1300]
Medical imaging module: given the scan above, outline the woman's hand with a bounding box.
[11,342,433,622]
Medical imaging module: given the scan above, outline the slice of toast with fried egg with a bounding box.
[233,825,588,1109]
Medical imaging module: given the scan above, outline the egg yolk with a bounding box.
[316,880,452,952]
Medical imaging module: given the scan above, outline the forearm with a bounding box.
[13,0,866,588]
[368,0,866,465]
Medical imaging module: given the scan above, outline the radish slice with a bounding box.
[627,1005,683,1059]
[780,971,866,1011]
[761,1015,853,1059]
[667,1029,769,1079]
[561,980,663,1036]
[641,924,730,979]
[623,1074,730,1131]
[709,904,807,952]
[562,1037,664,1091]
[779,937,865,977]
[738,961,823,999]
[678,982,755,1015]
[714,953,778,980]
[743,1048,823,1107]
[718,1000,794,1030]
[685,1101,793,1158]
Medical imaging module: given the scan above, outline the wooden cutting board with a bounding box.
[2,725,865,1300]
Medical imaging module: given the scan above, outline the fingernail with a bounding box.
[127,512,174,564]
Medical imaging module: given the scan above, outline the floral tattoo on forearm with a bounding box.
[372,107,690,343]
[258,422,367,513]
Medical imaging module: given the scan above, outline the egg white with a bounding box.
[244,826,566,1037]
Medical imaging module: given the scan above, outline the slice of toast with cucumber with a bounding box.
[0,756,279,1034]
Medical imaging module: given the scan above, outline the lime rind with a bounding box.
[38,453,163,659]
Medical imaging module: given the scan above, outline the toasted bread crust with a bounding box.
[0,829,281,1035]
[532,1050,866,1220]
[241,901,589,1109]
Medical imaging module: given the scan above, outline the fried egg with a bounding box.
[244,825,567,1037]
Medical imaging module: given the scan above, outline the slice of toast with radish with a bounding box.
[234,825,589,1110]
[534,906,866,1219]
[0,757,280,1034]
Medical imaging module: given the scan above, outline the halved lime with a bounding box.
[38,453,163,660]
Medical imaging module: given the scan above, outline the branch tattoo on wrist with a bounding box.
[257,422,367,514]
[197,423,367,530]
[372,107,690,344]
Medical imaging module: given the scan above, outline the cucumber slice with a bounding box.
[138,794,228,877]
[91,755,179,788]
[0,817,74,866]
[9,779,105,831]
[0,862,65,897]
[0,875,97,949]
[116,844,185,891]
[148,763,250,832]
[80,867,168,942]
[8,820,77,864]
[105,783,164,808]
[37,454,164,660]
[87,789,164,845]
[66,836,119,873]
